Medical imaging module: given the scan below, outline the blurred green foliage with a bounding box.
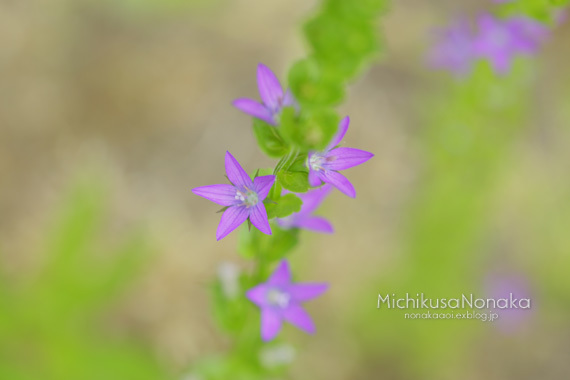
[0,181,171,380]
[500,0,569,21]
[238,225,300,265]
[351,25,565,378]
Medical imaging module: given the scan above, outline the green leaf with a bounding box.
[325,0,386,20]
[252,119,289,158]
[280,107,339,151]
[305,14,379,78]
[278,171,310,193]
[265,194,302,219]
[288,59,345,107]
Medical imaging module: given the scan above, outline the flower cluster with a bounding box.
[192,64,374,341]
[429,13,549,76]
[193,64,373,241]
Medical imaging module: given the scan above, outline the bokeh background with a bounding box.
[1,0,570,379]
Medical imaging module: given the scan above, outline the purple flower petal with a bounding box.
[225,151,252,189]
[276,186,334,233]
[249,203,272,235]
[246,284,268,306]
[297,184,333,215]
[321,170,356,198]
[293,216,334,234]
[473,13,536,75]
[257,63,284,111]
[232,98,276,125]
[477,13,496,31]
[282,88,296,108]
[428,18,476,77]
[261,307,283,341]
[191,184,237,206]
[326,116,350,150]
[491,53,511,74]
[324,147,374,171]
[253,175,276,200]
[267,260,291,286]
[216,205,249,241]
[246,259,327,341]
[282,304,315,334]
[308,168,322,187]
[507,17,549,53]
[288,283,329,302]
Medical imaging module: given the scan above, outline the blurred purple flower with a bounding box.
[233,63,296,126]
[277,185,334,234]
[428,18,477,76]
[507,16,550,52]
[474,13,549,74]
[192,151,275,240]
[307,116,374,198]
[486,274,533,334]
[247,260,328,341]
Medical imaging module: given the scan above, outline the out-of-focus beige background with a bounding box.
[1,0,570,379]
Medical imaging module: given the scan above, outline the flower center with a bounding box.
[309,153,325,172]
[235,188,259,207]
[266,288,291,309]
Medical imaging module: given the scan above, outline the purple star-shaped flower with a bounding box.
[192,151,275,241]
[474,13,548,74]
[246,260,328,341]
[307,116,374,198]
[233,63,296,126]
[277,185,334,234]
[428,18,477,76]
